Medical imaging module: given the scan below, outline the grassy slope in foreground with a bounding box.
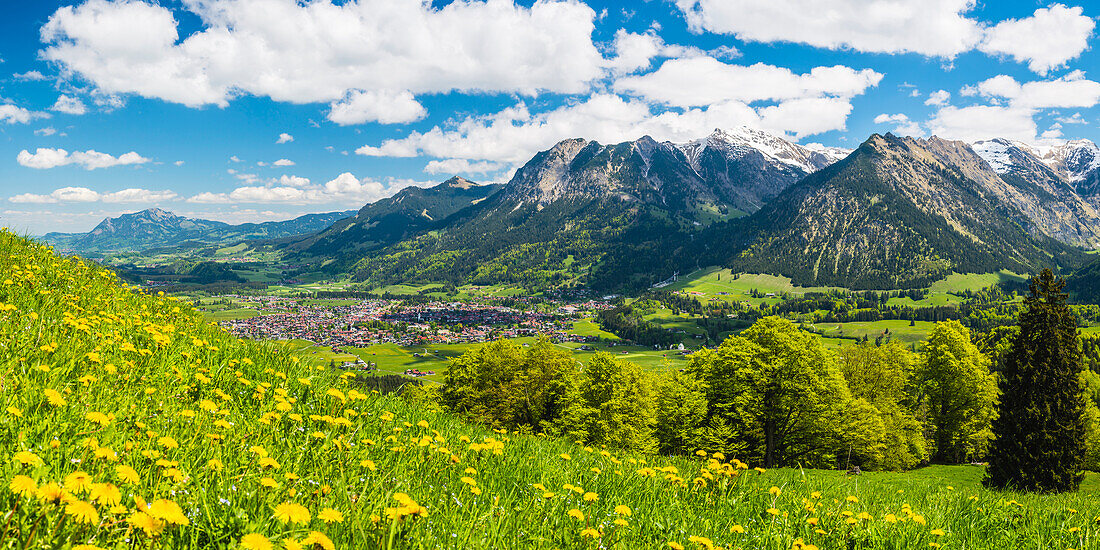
[3,231,1100,550]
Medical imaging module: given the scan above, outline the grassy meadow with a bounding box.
[7,231,1100,549]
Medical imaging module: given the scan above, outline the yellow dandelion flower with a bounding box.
[669,543,685,550]
[240,533,274,550]
[6,406,22,417]
[128,511,165,536]
[318,508,344,524]
[568,509,585,521]
[884,514,898,524]
[260,477,280,489]
[44,388,66,407]
[66,500,100,525]
[259,457,280,470]
[769,486,781,496]
[580,528,601,538]
[13,450,42,467]
[116,464,141,485]
[274,502,311,525]
[149,498,189,525]
[730,524,745,534]
[583,492,599,502]
[9,475,37,497]
[64,471,93,494]
[931,529,945,536]
[283,539,304,550]
[301,531,334,550]
[157,436,179,450]
[615,505,632,516]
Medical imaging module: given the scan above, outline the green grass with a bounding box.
[810,320,936,347]
[7,230,1100,549]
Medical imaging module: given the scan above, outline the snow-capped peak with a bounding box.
[675,126,850,175]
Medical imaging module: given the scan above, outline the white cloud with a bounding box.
[230,155,242,162]
[272,159,295,166]
[34,127,57,136]
[17,148,151,170]
[674,0,982,57]
[276,133,293,144]
[604,29,705,76]
[424,158,504,175]
[925,90,951,106]
[50,94,86,115]
[613,57,882,107]
[41,0,606,113]
[1056,112,1087,124]
[0,104,43,125]
[276,175,311,188]
[13,70,47,81]
[969,72,1100,109]
[978,4,1095,76]
[871,113,923,136]
[187,172,426,205]
[327,90,426,125]
[357,92,853,165]
[926,105,1038,142]
[9,186,175,204]
[174,160,185,166]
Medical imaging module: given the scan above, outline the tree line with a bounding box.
[430,271,1097,492]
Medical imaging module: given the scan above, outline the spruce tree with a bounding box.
[984,269,1087,492]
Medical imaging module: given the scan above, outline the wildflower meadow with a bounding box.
[3,229,1100,549]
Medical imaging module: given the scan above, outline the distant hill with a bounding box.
[727,134,1088,289]
[42,208,356,254]
[285,176,503,263]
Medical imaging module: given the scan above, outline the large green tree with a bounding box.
[985,269,1087,492]
[688,316,853,468]
[554,352,658,453]
[916,320,998,463]
[838,342,928,470]
[440,338,576,433]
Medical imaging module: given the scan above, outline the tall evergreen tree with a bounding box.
[984,269,1087,492]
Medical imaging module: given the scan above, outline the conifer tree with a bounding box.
[984,269,1087,492]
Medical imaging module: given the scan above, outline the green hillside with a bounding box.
[5,230,1100,549]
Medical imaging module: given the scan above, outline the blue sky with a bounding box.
[0,0,1097,234]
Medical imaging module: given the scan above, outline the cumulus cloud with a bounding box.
[0,104,44,125]
[357,91,857,166]
[40,0,606,117]
[276,133,293,144]
[925,90,951,106]
[50,94,86,115]
[34,127,57,136]
[673,0,982,57]
[9,186,176,204]
[872,113,924,136]
[613,58,882,107]
[327,90,427,125]
[978,4,1095,76]
[13,70,48,81]
[926,104,1039,142]
[187,173,429,205]
[423,158,504,175]
[17,148,151,170]
[272,159,295,166]
[673,1,1094,75]
[966,72,1100,109]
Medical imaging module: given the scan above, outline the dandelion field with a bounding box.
[4,229,1100,550]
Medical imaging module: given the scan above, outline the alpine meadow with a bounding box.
[6,1,1100,549]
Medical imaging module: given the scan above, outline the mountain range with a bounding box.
[45,127,1100,291]
[43,208,356,254]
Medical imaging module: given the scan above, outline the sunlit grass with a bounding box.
[2,230,1100,549]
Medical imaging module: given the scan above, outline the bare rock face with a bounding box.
[971,138,1100,248]
[502,127,846,216]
